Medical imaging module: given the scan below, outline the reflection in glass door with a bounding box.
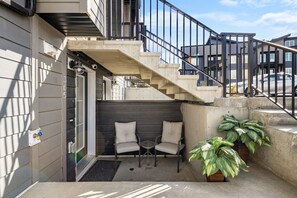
[76,75,85,163]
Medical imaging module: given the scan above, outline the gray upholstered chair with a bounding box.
[114,121,141,167]
[154,121,185,173]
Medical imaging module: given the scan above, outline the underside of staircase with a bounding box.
[68,40,222,103]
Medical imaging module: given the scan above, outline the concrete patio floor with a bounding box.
[19,162,297,198]
[113,157,199,181]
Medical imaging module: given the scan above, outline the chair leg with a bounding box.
[154,149,157,167]
[177,151,180,173]
[139,149,141,168]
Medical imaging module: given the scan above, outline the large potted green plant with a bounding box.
[217,115,272,162]
[189,137,248,182]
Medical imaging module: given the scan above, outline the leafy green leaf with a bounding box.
[234,127,246,136]
[247,130,260,142]
[217,123,235,132]
[245,141,256,154]
[240,133,252,143]
[226,131,239,143]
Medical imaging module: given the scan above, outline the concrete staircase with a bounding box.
[68,40,222,103]
[248,98,297,187]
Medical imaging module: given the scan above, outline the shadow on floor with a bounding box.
[112,157,203,182]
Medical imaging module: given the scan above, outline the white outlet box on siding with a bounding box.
[28,128,42,146]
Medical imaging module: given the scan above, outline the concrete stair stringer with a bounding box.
[68,40,223,103]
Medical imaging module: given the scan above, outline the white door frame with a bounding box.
[84,66,96,156]
[75,66,96,181]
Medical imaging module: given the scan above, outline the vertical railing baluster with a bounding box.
[255,41,258,91]
[261,43,264,91]
[222,34,227,97]
[215,35,218,81]
[292,53,296,116]
[268,46,271,95]
[248,35,254,97]
[275,47,278,102]
[156,0,158,37]
[176,10,178,65]
[183,14,185,74]
[169,6,172,63]
[196,23,198,74]
[149,0,152,32]
[229,35,232,91]
[236,36,239,93]
[243,36,246,91]
[283,50,286,109]
[202,27,205,83]
[190,20,192,70]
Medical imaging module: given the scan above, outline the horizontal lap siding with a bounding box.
[96,101,183,155]
[37,17,65,183]
[0,6,32,197]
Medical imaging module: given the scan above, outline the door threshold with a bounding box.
[76,155,97,182]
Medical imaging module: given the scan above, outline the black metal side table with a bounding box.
[140,140,155,166]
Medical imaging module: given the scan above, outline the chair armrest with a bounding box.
[155,135,162,144]
[178,137,185,146]
[136,134,141,143]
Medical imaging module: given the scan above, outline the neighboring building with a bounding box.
[181,34,297,85]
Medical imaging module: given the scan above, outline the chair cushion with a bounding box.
[116,142,139,154]
[161,121,183,145]
[115,121,137,144]
[155,142,185,155]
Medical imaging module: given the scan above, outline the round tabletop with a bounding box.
[140,140,155,149]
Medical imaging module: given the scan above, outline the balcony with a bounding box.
[36,0,105,36]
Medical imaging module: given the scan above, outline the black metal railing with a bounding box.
[106,0,297,119]
[249,39,297,119]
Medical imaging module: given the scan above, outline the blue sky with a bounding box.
[168,0,297,40]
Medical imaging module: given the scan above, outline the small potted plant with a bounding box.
[189,137,248,182]
[217,115,272,162]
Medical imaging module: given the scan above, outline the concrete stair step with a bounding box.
[249,97,297,110]
[159,63,180,68]
[250,109,297,125]
[174,93,197,101]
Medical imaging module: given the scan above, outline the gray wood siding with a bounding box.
[0,5,32,198]
[0,5,66,197]
[96,101,183,155]
[37,17,66,184]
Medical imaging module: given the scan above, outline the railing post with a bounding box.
[221,34,227,97]
[248,35,255,97]
[135,0,140,40]
[107,0,112,40]
[141,24,147,51]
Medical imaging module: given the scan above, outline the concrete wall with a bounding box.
[125,87,172,100]
[181,101,248,176]
[0,6,66,197]
[252,127,297,187]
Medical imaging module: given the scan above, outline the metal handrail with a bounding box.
[141,31,223,85]
[159,0,220,36]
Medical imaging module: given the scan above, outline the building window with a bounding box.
[285,40,295,47]
[285,52,292,62]
[259,52,275,63]
[230,55,237,64]
[269,53,275,62]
